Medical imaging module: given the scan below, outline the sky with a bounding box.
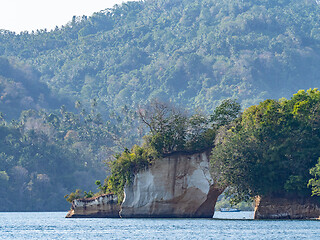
[0,0,133,33]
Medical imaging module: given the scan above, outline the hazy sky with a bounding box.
[0,0,133,33]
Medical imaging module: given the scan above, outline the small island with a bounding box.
[67,100,228,218]
[66,91,320,219]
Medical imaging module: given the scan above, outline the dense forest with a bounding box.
[0,57,69,119]
[1,0,320,117]
[0,101,143,211]
[1,0,320,210]
[0,105,110,210]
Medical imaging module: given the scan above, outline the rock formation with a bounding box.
[120,150,224,218]
[66,194,120,218]
[254,195,320,219]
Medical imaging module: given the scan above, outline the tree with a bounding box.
[211,89,320,203]
[139,100,188,154]
[64,189,83,203]
[308,158,320,197]
[210,99,241,127]
[185,112,215,151]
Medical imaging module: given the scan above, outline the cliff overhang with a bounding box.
[66,150,224,218]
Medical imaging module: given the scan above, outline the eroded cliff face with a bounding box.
[120,151,224,218]
[254,196,320,219]
[66,194,120,218]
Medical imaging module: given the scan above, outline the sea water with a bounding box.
[0,212,319,239]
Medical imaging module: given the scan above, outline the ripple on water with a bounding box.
[0,212,319,240]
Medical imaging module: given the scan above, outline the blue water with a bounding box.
[0,212,319,239]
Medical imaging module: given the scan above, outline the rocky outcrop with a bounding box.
[66,194,120,218]
[254,195,320,219]
[120,150,224,218]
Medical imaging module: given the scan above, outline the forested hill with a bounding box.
[1,0,320,117]
[0,57,69,119]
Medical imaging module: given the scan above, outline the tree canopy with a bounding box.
[211,89,320,203]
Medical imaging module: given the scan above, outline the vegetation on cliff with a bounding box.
[103,99,240,202]
[106,145,158,203]
[139,101,220,154]
[211,89,320,203]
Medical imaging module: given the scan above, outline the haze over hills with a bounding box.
[1,0,320,118]
[0,0,320,211]
[0,57,70,119]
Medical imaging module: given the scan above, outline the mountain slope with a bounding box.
[1,0,320,113]
[0,57,69,119]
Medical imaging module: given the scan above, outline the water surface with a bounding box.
[0,212,319,239]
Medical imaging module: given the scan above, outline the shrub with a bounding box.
[106,145,158,203]
[64,189,83,203]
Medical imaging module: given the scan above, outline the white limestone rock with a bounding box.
[66,194,120,218]
[120,150,224,218]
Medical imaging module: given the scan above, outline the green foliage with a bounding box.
[84,190,94,199]
[64,188,99,204]
[140,100,217,154]
[308,158,320,196]
[140,102,188,154]
[95,180,101,187]
[0,57,67,119]
[106,145,157,203]
[284,175,305,192]
[211,89,320,203]
[64,189,82,203]
[1,0,320,210]
[211,99,241,127]
[185,113,216,151]
[95,180,106,193]
[215,192,254,211]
